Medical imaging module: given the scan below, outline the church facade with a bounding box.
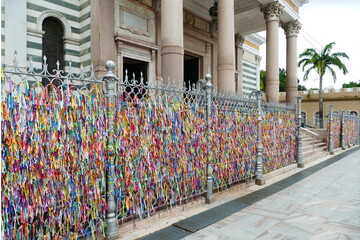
[2,0,308,101]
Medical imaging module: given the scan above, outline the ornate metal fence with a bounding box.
[2,55,299,239]
[261,102,297,173]
[211,92,258,190]
[113,72,208,222]
[343,114,359,147]
[327,106,360,153]
[1,55,107,239]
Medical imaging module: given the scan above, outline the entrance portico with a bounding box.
[112,0,308,102]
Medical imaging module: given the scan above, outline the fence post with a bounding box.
[341,111,346,150]
[103,61,119,238]
[255,90,265,185]
[296,96,304,168]
[329,105,334,155]
[204,74,214,204]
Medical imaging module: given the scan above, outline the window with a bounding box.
[349,111,358,116]
[314,111,320,126]
[42,17,64,86]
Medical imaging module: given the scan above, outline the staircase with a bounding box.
[302,128,328,163]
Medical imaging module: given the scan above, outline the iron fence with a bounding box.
[327,105,360,154]
[1,54,107,239]
[2,54,300,239]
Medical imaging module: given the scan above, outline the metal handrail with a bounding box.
[301,127,319,137]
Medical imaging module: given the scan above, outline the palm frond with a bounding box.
[298,59,312,71]
[321,42,335,56]
[326,66,337,83]
[303,66,315,81]
[299,48,317,58]
[327,57,349,75]
[331,52,349,60]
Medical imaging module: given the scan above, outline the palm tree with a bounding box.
[298,42,349,128]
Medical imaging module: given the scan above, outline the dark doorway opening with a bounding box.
[123,57,148,100]
[42,17,64,86]
[123,57,148,84]
[184,54,199,90]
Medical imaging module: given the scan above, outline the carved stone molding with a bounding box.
[123,47,151,59]
[63,37,81,46]
[209,1,218,38]
[283,20,302,37]
[27,28,45,38]
[255,55,262,66]
[153,0,161,12]
[261,1,284,22]
[151,50,156,61]
[209,21,217,38]
[116,40,124,54]
[235,33,245,48]
[206,42,211,54]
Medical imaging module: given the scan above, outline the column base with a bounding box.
[297,163,304,168]
[205,195,215,204]
[105,218,119,240]
[255,178,265,186]
[105,233,120,240]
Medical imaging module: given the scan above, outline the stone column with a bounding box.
[235,34,245,93]
[161,0,184,87]
[261,2,284,102]
[284,20,301,105]
[91,0,117,75]
[217,0,235,92]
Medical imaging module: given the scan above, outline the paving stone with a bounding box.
[139,147,360,240]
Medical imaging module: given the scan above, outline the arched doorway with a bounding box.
[42,17,64,86]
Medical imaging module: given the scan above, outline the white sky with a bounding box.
[259,0,360,89]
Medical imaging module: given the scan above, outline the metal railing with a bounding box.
[2,53,299,239]
[327,105,360,154]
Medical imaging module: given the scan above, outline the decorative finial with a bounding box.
[205,74,212,82]
[105,60,115,72]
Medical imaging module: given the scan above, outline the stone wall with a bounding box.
[280,88,360,128]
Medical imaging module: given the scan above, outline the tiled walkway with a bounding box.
[140,147,360,240]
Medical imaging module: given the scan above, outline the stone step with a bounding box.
[303,151,329,164]
[303,147,342,164]
[303,146,328,158]
[302,137,320,142]
[302,139,324,146]
[303,142,327,151]
[302,135,325,141]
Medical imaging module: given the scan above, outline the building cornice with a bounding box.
[245,34,266,47]
[295,0,310,7]
[114,34,159,50]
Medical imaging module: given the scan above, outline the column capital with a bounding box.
[261,1,284,22]
[283,20,302,37]
[235,33,245,48]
